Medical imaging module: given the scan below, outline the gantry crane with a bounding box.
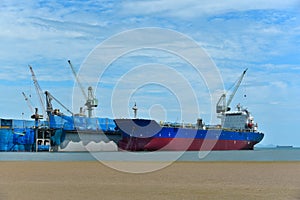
[216,68,248,113]
[67,60,98,118]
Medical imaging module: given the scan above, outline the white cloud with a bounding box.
[121,0,299,19]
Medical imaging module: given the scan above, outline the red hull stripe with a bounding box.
[119,138,257,151]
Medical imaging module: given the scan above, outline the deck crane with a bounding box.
[28,65,46,119]
[216,68,248,113]
[67,60,98,118]
[22,92,34,114]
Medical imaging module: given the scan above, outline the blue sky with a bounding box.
[0,0,299,146]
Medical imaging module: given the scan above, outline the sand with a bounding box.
[0,161,300,200]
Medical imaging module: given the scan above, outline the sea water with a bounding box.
[0,148,300,162]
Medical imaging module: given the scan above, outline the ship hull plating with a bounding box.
[115,119,264,151]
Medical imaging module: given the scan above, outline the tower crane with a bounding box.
[28,65,46,119]
[68,60,98,118]
[216,68,248,113]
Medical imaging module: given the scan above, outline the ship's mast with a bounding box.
[132,102,138,118]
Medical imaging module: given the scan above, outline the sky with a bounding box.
[0,0,299,146]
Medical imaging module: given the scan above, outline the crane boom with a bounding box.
[67,60,98,118]
[67,60,88,100]
[22,92,34,113]
[29,65,46,118]
[226,68,247,108]
[216,68,247,113]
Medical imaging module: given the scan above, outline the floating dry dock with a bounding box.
[0,117,118,152]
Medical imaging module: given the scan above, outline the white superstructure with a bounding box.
[221,104,257,132]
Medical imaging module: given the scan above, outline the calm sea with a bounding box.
[0,148,300,162]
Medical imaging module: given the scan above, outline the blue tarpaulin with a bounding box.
[0,115,117,152]
[49,114,116,132]
[0,128,35,151]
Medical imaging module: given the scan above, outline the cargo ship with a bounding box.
[115,106,264,151]
[114,69,264,151]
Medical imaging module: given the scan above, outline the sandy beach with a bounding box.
[0,161,299,200]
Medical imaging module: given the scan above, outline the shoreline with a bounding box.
[1,161,299,200]
[1,149,300,162]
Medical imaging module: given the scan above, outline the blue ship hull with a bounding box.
[115,119,264,151]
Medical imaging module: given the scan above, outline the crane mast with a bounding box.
[68,60,98,118]
[216,68,248,113]
[132,102,138,118]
